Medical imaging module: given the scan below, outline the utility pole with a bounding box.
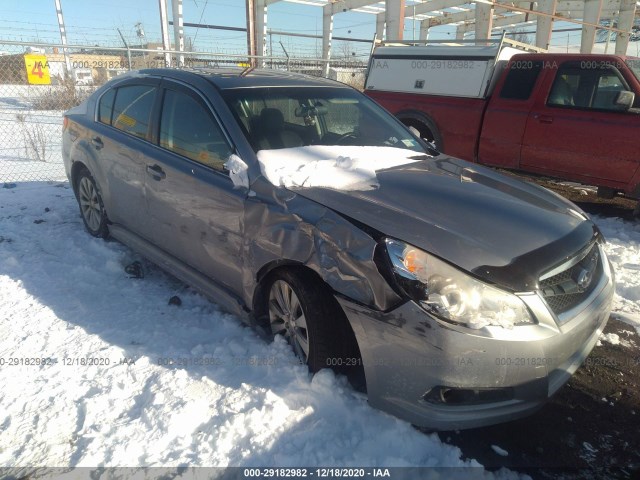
[117,28,132,70]
[172,0,185,66]
[159,0,172,67]
[53,0,71,75]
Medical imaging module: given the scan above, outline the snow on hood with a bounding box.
[256,145,422,191]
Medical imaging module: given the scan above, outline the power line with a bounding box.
[192,0,210,47]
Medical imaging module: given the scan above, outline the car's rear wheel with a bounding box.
[267,269,355,373]
[75,168,109,238]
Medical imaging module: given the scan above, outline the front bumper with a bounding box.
[337,250,615,430]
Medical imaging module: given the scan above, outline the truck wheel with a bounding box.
[397,113,443,151]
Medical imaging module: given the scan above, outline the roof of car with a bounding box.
[136,67,348,89]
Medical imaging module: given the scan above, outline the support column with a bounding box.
[385,0,405,40]
[475,1,493,40]
[376,12,386,40]
[456,26,465,40]
[615,0,637,55]
[535,0,557,50]
[419,19,429,41]
[256,0,268,66]
[159,0,172,66]
[246,0,256,66]
[322,4,333,76]
[580,0,602,53]
[172,0,184,66]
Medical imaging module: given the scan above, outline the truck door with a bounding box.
[520,61,640,188]
[478,60,543,168]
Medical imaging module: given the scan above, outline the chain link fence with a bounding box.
[0,40,367,183]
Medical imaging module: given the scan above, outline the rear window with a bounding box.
[626,59,640,82]
[112,85,156,139]
[500,61,542,100]
[98,89,115,125]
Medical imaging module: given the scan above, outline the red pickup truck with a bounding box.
[365,39,640,211]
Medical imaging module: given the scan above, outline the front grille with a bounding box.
[539,244,602,316]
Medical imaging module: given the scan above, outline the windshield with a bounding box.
[221,86,426,154]
[627,59,640,83]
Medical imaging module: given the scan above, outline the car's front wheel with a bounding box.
[267,269,356,373]
[75,168,109,238]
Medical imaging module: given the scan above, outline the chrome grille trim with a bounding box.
[539,241,596,281]
[538,243,603,317]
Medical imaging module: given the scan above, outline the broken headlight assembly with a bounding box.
[384,238,534,329]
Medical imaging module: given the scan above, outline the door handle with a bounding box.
[146,164,166,180]
[91,136,104,150]
[533,113,553,124]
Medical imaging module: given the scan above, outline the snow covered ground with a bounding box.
[0,84,67,182]
[0,180,638,476]
[0,181,530,478]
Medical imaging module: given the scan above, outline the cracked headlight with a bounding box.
[384,238,534,329]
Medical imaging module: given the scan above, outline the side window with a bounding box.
[548,65,629,111]
[592,71,626,109]
[98,88,115,125]
[500,61,542,100]
[159,89,232,171]
[548,71,581,107]
[112,85,156,139]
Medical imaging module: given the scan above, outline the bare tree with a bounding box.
[508,28,534,45]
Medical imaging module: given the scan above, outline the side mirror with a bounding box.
[615,90,635,110]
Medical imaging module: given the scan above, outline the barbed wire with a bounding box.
[0,40,368,184]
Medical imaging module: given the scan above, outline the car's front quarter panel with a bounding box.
[243,178,403,312]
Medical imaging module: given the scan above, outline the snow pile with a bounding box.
[597,332,636,348]
[595,216,640,324]
[611,312,640,336]
[491,445,509,457]
[223,154,249,189]
[0,182,523,475]
[256,146,420,191]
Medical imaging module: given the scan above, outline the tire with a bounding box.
[397,111,443,151]
[266,269,357,373]
[75,168,109,238]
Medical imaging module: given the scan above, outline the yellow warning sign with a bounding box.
[24,54,51,85]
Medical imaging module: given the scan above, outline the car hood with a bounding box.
[291,155,599,291]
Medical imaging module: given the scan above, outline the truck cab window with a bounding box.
[592,72,627,109]
[548,65,630,111]
[500,61,542,100]
[548,75,577,106]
